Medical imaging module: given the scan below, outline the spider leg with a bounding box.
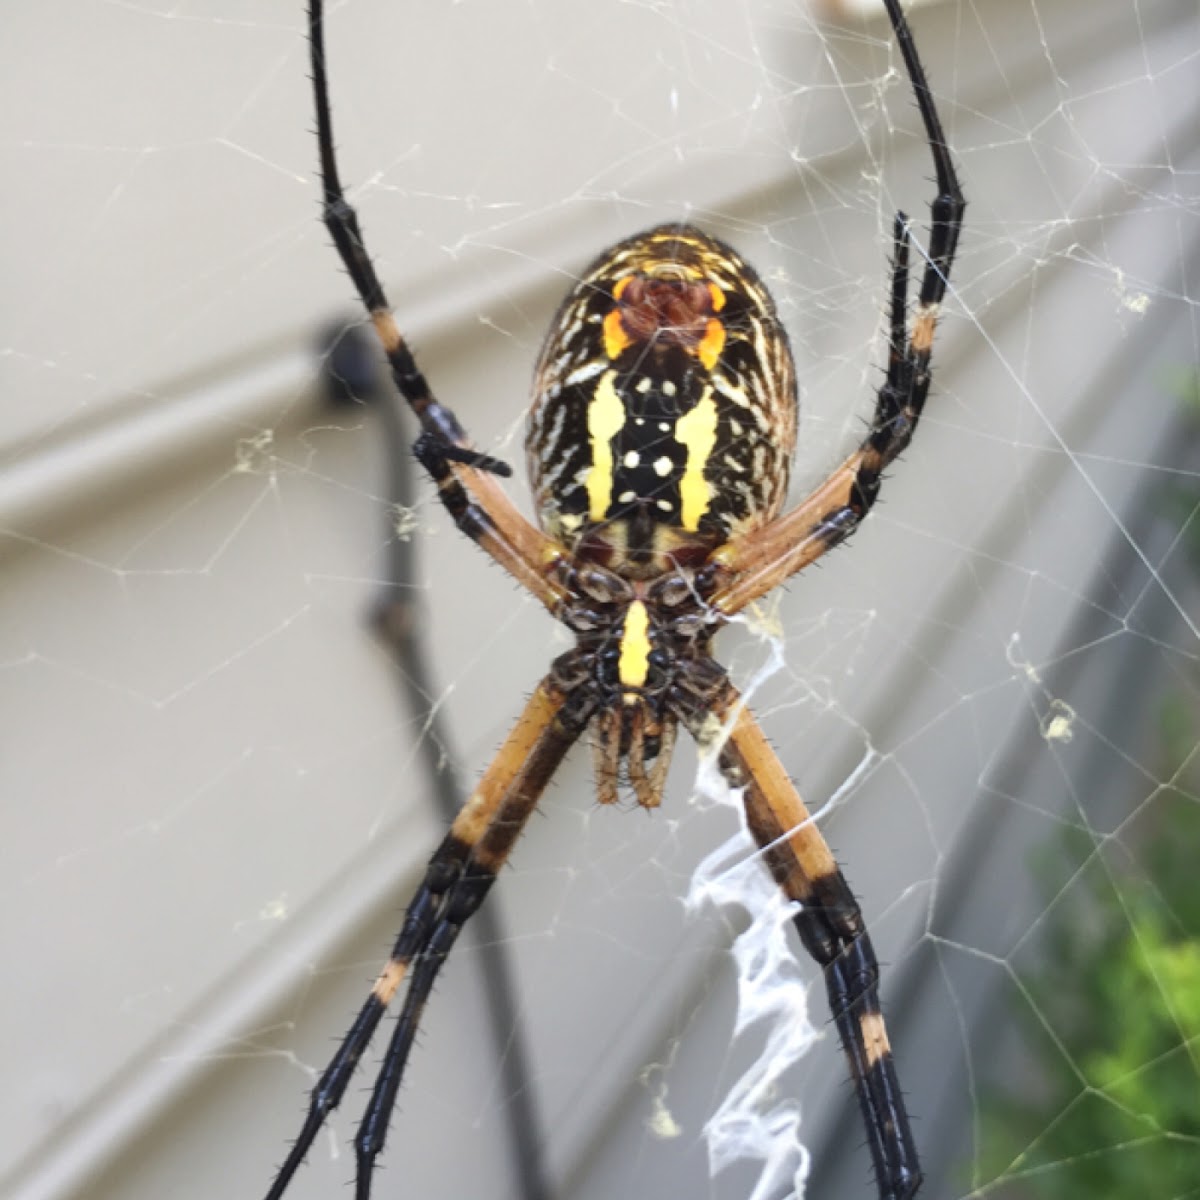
[622,711,679,809]
[589,708,622,807]
[265,679,584,1200]
[308,0,568,615]
[884,0,963,318]
[680,680,920,1200]
[702,0,964,618]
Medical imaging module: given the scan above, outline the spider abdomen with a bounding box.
[528,224,798,579]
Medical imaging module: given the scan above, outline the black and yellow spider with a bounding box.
[268,2,963,1197]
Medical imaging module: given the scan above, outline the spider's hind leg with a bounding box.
[263,678,584,1200]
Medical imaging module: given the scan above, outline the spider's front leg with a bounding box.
[679,680,921,1200]
[308,0,568,616]
[703,204,956,617]
[700,0,964,618]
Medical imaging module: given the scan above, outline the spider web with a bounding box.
[2,2,1198,1199]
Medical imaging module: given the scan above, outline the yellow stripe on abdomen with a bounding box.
[674,390,718,530]
[586,370,626,521]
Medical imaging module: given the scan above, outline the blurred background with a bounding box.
[3,1,1198,1198]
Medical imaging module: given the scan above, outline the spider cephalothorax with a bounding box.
[550,559,727,807]
[270,3,964,1197]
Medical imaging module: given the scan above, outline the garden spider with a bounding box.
[267,1,963,1197]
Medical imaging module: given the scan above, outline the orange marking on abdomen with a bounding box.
[603,308,632,359]
[697,318,726,370]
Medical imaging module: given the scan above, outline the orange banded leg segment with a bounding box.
[414,434,568,614]
[696,685,921,1200]
[265,679,583,1200]
[706,452,873,617]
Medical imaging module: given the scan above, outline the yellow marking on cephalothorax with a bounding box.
[697,318,726,370]
[674,390,718,529]
[619,600,652,691]
[603,308,632,359]
[911,302,941,353]
[587,370,626,520]
[707,282,726,311]
[859,1010,892,1068]
[373,958,407,1005]
[613,276,634,300]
